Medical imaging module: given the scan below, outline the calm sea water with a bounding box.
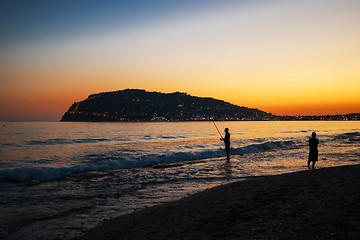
[0,121,359,240]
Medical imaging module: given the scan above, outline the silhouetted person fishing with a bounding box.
[212,122,231,160]
[223,128,231,160]
[308,132,319,169]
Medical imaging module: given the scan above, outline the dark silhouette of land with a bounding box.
[60,89,360,122]
[61,89,271,121]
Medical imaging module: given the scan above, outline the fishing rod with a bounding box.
[212,121,223,140]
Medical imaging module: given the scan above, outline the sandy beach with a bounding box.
[74,164,360,240]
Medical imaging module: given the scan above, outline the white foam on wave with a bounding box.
[0,140,295,183]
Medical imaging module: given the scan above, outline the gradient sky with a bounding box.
[1,0,359,121]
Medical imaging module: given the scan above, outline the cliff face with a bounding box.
[60,89,272,121]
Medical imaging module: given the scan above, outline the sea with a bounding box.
[0,121,359,240]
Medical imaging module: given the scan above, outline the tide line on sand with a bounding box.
[75,164,360,240]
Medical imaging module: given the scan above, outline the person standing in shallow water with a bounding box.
[308,132,319,169]
[222,128,231,160]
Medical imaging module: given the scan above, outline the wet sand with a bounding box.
[74,164,360,240]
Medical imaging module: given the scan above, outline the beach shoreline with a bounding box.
[74,164,360,240]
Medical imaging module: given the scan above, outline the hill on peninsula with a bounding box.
[60,89,272,122]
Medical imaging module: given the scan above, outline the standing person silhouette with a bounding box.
[308,132,319,169]
[222,128,231,160]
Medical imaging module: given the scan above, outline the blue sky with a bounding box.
[0,0,249,47]
[1,0,359,121]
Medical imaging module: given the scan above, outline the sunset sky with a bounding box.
[1,0,359,121]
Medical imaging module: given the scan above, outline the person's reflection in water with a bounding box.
[224,160,232,178]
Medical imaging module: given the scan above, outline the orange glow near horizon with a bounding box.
[1,0,360,121]
[1,59,359,120]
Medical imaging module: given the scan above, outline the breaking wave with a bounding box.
[334,132,360,140]
[0,140,295,183]
[15,135,192,146]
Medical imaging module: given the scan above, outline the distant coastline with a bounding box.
[265,113,359,121]
[59,114,360,122]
